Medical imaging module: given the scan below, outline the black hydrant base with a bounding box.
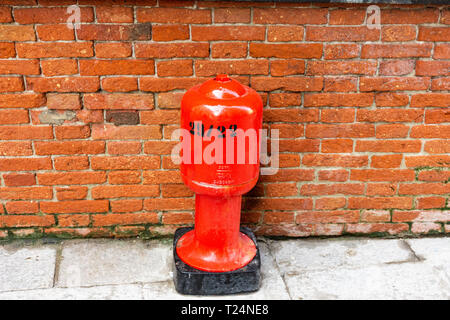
[173,227,261,295]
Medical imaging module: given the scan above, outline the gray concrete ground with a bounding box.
[1,236,450,300]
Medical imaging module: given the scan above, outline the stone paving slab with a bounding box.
[271,238,414,274]
[57,239,172,287]
[0,284,143,300]
[0,244,56,292]
[1,237,450,299]
[284,262,450,300]
[406,238,450,263]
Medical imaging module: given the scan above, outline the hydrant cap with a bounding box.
[197,74,248,100]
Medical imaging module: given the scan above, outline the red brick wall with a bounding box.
[0,0,449,239]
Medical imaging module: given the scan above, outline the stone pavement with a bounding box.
[1,236,450,300]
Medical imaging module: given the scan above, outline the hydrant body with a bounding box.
[176,74,263,274]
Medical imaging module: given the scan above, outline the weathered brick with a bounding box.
[425,109,450,124]
[102,77,138,92]
[418,27,450,42]
[425,140,450,154]
[108,171,141,185]
[91,156,160,170]
[211,42,247,58]
[0,43,15,58]
[110,199,143,213]
[3,173,36,187]
[348,197,413,209]
[92,185,159,199]
[0,126,53,140]
[376,124,409,139]
[135,43,209,58]
[361,211,391,223]
[27,77,99,93]
[80,60,154,76]
[14,7,94,24]
[379,60,415,76]
[77,24,151,41]
[137,8,211,23]
[304,93,373,107]
[108,141,142,155]
[0,110,29,125]
[56,187,88,201]
[346,223,409,235]
[0,187,53,200]
[162,212,194,225]
[324,44,359,60]
[357,109,423,123]
[253,8,327,24]
[405,155,450,168]
[47,94,81,110]
[0,142,32,156]
[264,109,316,123]
[105,110,139,125]
[5,201,39,214]
[0,60,40,75]
[302,154,369,167]
[0,77,24,92]
[306,26,379,41]
[307,61,376,76]
[158,60,193,77]
[41,200,109,214]
[143,170,182,184]
[321,139,353,153]
[96,6,133,23]
[434,44,450,59]
[251,77,323,92]
[271,60,305,77]
[0,215,54,228]
[360,77,430,92]
[375,93,409,107]
[250,43,322,59]
[196,60,268,76]
[410,125,450,138]
[152,24,189,41]
[35,141,105,155]
[267,26,304,42]
[193,26,265,41]
[318,170,349,182]
[58,214,90,228]
[0,158,52,172]
[140,110,179,124]
[92,124,161,140]
[37,24,74,41]
[361,44,432,58]
[416,197,447,210]
[351,169,415,182]
[95,43,132,58]
[393,210,450,222]
[324,77,357,92]
[85,94,154,110]
[431,78,450,91]
[41,59,78,76]
[0,7,12,23]
[382,25,416,42]
[17,43,93,58]
[381,9,438,24]
[0,25,35,41]
[93,212,158,227]
[416,61,450,77]
[54,156,89,171]
[215,8,250,23]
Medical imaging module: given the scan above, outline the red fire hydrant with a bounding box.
[173,74,263,295]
